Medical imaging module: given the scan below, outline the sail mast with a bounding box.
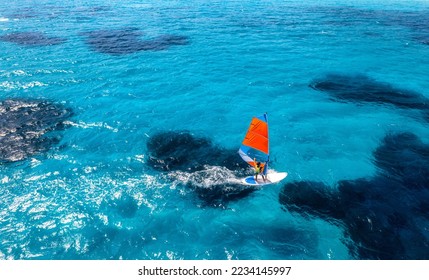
[264,112,269,175]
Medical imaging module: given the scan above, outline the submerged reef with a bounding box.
[80,28,188,55]
[279,132,429,259]
[146,130,253,207]
[0,99,73,163]
[0,32,67,46]
[146,131,245,172]
[309,73,429,121]
[310,74,429,110]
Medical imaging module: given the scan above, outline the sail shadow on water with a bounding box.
[145,130,255,207]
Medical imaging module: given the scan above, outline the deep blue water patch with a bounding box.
[80,28,188,55]
[146,131,246,172]
[414,35,429,45]
[0,32,67,46]
[312,6,429,45]
[309,6,377,27]
[146,131,254,207]
[75,5,111,14]
[0,99,73,163]
[373,132,429,190]
[7,7,38,19]
[279,132,429,259]
[309,73,429,120]
[100,192,139,219]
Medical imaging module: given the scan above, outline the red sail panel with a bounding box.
[241,117,269,154]
[242,130,269,154]
[248,117,268,138]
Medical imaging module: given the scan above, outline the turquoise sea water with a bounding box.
[1,0,429,260]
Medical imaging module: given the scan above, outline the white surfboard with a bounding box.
[241,172,288,186]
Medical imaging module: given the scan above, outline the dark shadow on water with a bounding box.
[279,132,429,259]
[309,73,429,122]
[0,99,73,164]
[146,131,245,172]
[0,32,67,46]
[80,28,188,55]
[6,7,38,19]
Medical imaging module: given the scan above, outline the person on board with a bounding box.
[254,159,266,182]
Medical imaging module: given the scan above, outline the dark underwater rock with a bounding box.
[0,99,72,163]
[79,28,145,55]
[373,132,429,189]
[190,180,256,208]
[80,28,188,55]
[279,181,340,220]
[309,74,429,111]
[0,32,66,46]
[147,131,246,172]
[309,73,429,123]
[146,130,254,207]
[279,132,429,259]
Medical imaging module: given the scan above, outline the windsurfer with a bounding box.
[254,158,266,182]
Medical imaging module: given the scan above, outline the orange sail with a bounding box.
[238,113,269,173]
[242,122,268,154]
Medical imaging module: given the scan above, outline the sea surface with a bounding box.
[1,0,429,260]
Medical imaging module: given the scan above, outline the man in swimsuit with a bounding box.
[254,159,266,182]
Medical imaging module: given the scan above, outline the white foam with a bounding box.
[63,120,118,132]
[0,81,47,90]
[30,158,42,168]
[35,69,73,74]
[135,154,145,163]
[0,17,9,22]
[38,220,56,230]
[25,172,54,182]
[83,166,97,174]
[168,165,240,188]
[0,70,30,77]
[127,4,153,8]
[1,176,10,183]
[96,213,109,225]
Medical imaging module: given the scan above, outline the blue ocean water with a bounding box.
[1,0,429,260]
